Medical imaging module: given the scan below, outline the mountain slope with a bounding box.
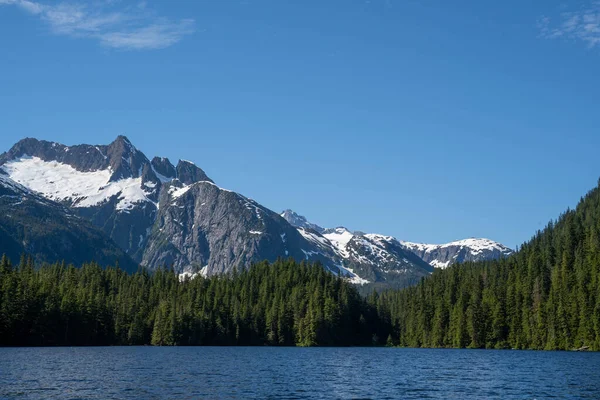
[142,180,346,276]
[288,217,435,288]
[0,172,137,272]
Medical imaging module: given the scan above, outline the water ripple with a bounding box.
[1,347,600,399]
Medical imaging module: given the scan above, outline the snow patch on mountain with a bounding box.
[1,156,155,211]
[151,165,174,183]
[430,260,451,269]
[322,227,354,258]
[401,238,512,257]
[401,238,513,269]
[298,228,331,249]
[171,185,192,199]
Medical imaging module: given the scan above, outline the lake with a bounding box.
[1,347,599,399]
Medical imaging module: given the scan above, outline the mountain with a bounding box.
[282,210,511,283]
[400,238,514,269]
[0,136,508,289]
[0,136,161,260]
[0,137,363,282]
[282,213,436,288]
[0,136,216,262]
[142,180,343,277]
[0,171,137,272]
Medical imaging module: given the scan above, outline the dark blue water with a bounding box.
[1,347,599,399]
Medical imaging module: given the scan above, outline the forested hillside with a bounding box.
[0,257,383,346]
[3,181,600,349]
[376,180,600,351]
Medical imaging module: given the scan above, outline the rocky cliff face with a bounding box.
[141,180,341,276]
[0,136,161,259]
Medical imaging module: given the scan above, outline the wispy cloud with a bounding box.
[539,1,600,48]
[0,0,195,50]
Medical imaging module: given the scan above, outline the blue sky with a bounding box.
[1,0,599,248]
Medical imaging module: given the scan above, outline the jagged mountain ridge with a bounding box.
[0,137,366,283]
[281,210,513,271]
[0,136,508,288]
[292,222,435,288]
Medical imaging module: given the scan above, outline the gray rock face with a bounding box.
[400,238,514,269]
[142,182,336,275]
[151,157,177,181]
[0,136,147,178]
[175,160,212,185]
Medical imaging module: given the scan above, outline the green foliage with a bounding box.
[0,258,381,346]
[376,181,600,351]
[3,181,600,349]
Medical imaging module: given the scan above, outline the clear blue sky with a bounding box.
[1,0,599,248]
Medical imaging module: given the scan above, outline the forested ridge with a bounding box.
[2,181,600,349]
[0,257,384,346]
[375,180,600,351]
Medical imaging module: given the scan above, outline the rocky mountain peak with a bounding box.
[176,159,213,185]
[105,135,150,182]
[280,209,324,233]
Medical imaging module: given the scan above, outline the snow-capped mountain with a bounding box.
[400,238,513,269]
[280,211,436,287]
[0,137,363,282]
[0,136,164,258]
[0,136,512,289]
[282,210,513,279]
[292,224,434,288]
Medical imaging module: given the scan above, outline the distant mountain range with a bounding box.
[400,238,513,269]
[279,210,513,287]
[0,136,513,288]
